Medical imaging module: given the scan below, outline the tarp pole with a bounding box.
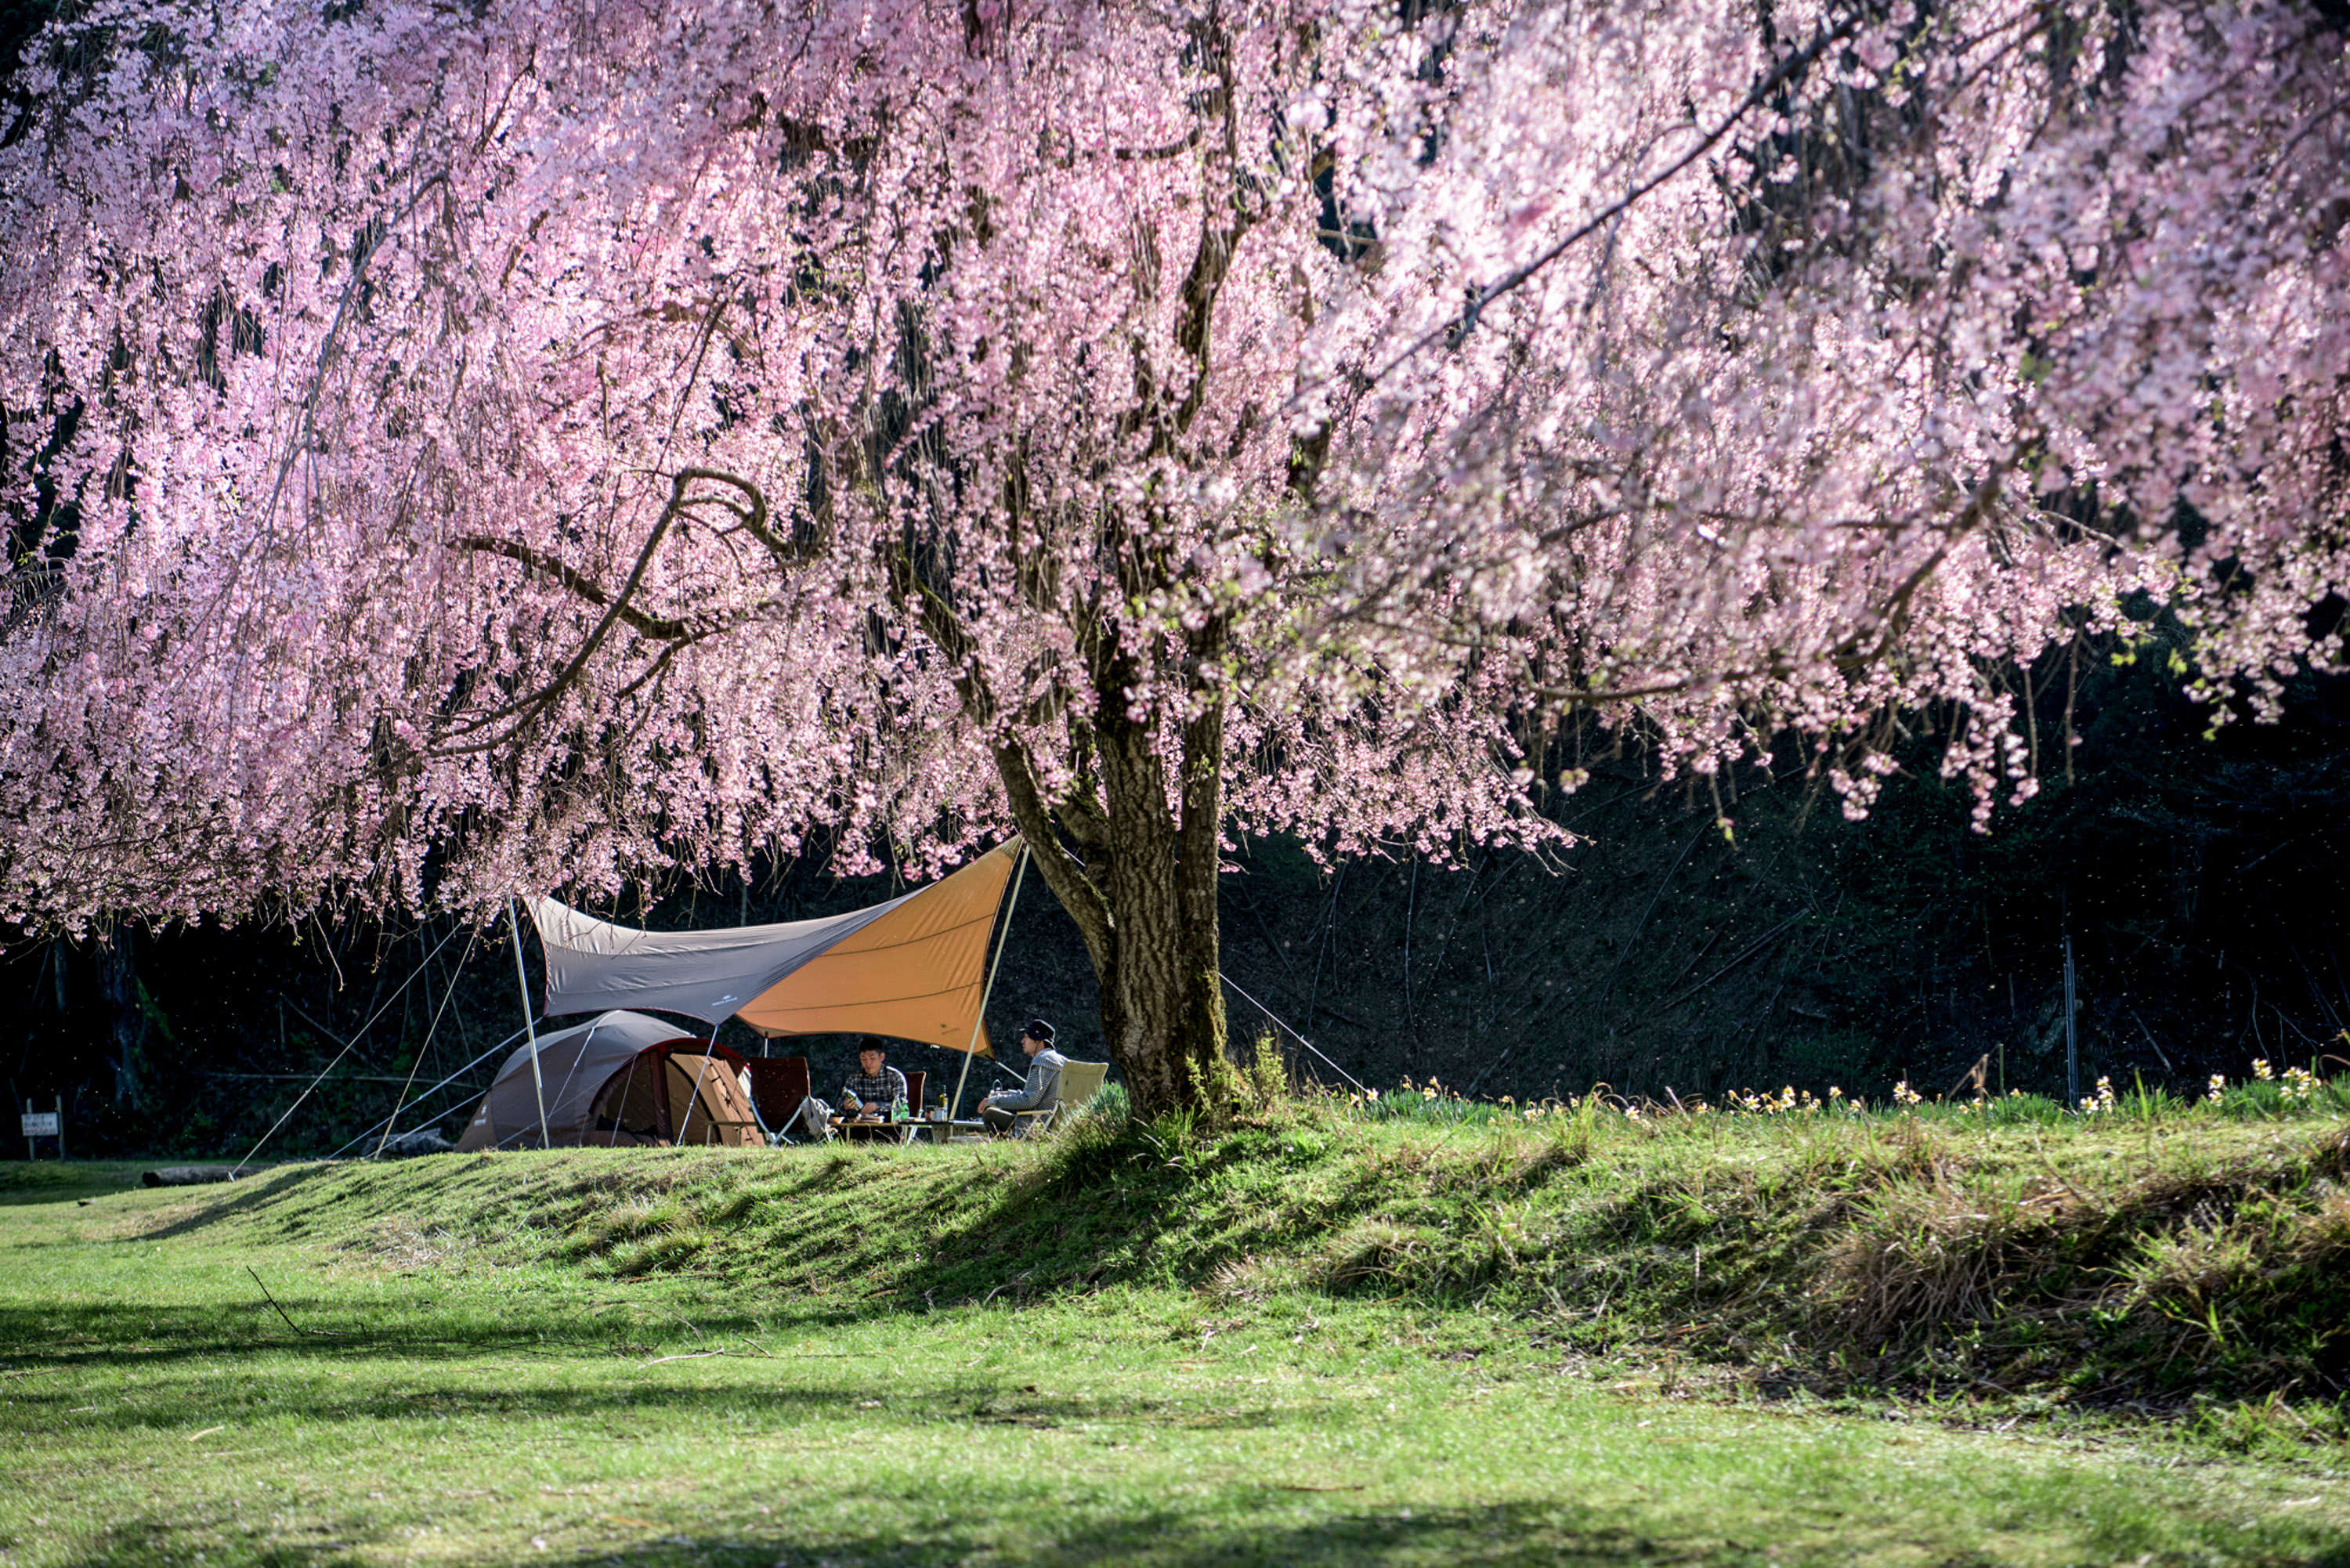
[953,841,1029,1121]
[508,898,551,1150]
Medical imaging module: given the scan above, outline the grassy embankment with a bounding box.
[2,1078,2347,1566]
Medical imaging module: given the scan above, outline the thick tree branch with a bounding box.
[884,542,1116,969]
[435,467,770,745]
[452,536,694,640]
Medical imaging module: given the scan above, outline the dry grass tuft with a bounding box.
[1807,1177,2070,1347]
[1805,1122,2350,1391]
[1310,1217,1430,1291]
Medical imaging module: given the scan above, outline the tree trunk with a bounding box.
[1091,704,1227,1117]
[994,692,1231,1122]
[94,929,147,1112]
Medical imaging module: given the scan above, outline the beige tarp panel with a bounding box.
[530,840,1019,1057]
[662,1053,763,1147]
[455,1010,697,1151]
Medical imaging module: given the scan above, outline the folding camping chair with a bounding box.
[1012,1060,1109,1137]
[746,1056,831,1144]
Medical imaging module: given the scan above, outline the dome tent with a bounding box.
[454,1010,761,1151]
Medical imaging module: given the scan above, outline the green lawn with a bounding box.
[2,1137,2347,1567]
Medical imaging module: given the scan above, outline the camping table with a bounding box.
[831,1116,919,1146]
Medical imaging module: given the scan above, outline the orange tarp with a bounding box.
[732,847,1013,1056]
[530,840,1021,1057]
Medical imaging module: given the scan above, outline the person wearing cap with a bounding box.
[980,1019,1068,1136]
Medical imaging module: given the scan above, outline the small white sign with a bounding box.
[20,1112,60,1137]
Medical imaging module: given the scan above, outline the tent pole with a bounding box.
[678,1021,723,1145]
[953,841,1029,1121]
[508,898,551,1150]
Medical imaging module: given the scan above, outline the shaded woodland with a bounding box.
[9,635,2346,1158]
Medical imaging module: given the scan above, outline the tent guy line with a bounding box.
[1220,972,1370,1096]
[374,922,486,1159]
[325,1027,531,1160]
[232,922,468,1176]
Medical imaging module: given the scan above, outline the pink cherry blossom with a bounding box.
[0,0,2341,1110]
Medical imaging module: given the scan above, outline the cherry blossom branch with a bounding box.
[1354,16,1863,392]
[433,468,771,746]
[258,171,451,538]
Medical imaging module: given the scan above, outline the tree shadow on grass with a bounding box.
[44,1499,1741,1568]
[634,1501,1719,1568]
[44,1522,371,1568]
[0,1294,783,1371]
[47,1504,2350,1568]
[752,1129,1425,1320]
[0,1305,1297,1436]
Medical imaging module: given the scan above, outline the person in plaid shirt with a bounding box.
[839,1040,907,1117]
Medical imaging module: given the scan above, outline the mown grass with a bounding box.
[202,1078,2349,1406]
[2,1089,2348,1567]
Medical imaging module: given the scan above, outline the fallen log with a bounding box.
[141,1166,236,1188]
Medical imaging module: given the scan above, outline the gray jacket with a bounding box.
[989,1048,1068,1113]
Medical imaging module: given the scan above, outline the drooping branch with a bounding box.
[436,467,779,749]
[1347,14,1864,395]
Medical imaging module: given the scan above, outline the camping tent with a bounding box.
[454,1010,762,1151]
[526,837,1023,1056]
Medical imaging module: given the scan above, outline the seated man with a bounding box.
[980,1018,1068,1136]
[839,1039,909,1121]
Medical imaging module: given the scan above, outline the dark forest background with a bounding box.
[8,625,2347,1158]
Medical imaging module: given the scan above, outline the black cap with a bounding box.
[1022,1018,1055,1045]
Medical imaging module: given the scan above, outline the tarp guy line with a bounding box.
[235,922,467,1175]
[372,923,483,1159]
[539,1014,606,1137]
[331,1024,531,1159]
[676,1017,724,1147]
[953,841,1028,1119]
